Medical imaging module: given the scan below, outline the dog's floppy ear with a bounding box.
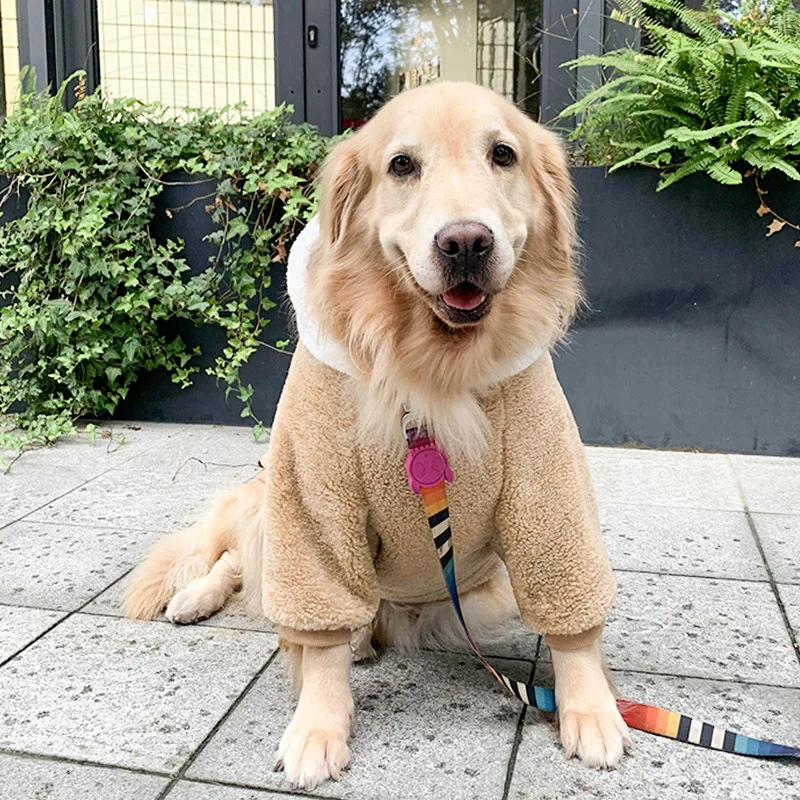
[318,134,372,246]
[524,122,576,215]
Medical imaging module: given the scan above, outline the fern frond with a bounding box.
[642,0,722,44]
[666,121,750,142]
[745,91,782,122]
[706,162,744,185]
[656,152,719,190]
[743,148,800,180]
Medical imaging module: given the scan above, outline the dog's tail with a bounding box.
[123,479,265,620]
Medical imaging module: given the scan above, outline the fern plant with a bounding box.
[560,0,800,190]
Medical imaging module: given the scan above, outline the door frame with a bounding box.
[274,0,341,136]
[16,0,100,102]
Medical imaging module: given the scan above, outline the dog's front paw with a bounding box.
[559,699,632,769]
[275,710,352,789]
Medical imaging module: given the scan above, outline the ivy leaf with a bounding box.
[84,423,97,444]
[122,340,139,362]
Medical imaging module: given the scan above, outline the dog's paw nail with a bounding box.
[273,759,284,772]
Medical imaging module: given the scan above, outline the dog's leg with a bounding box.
[165,550,241,624]
[276,643,354,790]
[551,638,632,768]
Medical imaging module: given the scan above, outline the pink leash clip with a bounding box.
[402,408,453,494]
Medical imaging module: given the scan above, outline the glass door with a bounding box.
[339,0,543,130]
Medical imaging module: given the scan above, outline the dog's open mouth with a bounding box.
[437,282,492,325]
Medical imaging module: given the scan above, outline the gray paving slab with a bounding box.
[2,422,189,472]
[543,571,800,687]
[0,753,169,800]
[586,447,743,511]
[116,423,267,477]
[0,613,275,773]
[169,783,301,800]
[730,454,800,515]
[0,605,64,663]
[26,467,243,532]
[0,464,94,529]
[187,649,528,800]
[600,503,766,580]
[83,570,276,634]
[778,583,800,641]
[507,665,800,800]
[0,521,164,611]
[752,513,800,584]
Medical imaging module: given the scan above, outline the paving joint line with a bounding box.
[75,607,277,636]
[0,567,136,671]
[0,518,175,533]
[162,773,338,799]
[0,601,278,637]
[0,747,174,779]
[0,748,333,799]
[534,661,800,691]
[726,455,800,671]
[156,647,281,800]
[501,636,541,800]
[433,639,800,690]
[613,567,770,585]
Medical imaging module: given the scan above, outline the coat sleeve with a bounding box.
[493,353,615,649]
[261,345,379,645]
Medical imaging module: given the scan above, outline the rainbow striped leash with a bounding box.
[402,413,800,760]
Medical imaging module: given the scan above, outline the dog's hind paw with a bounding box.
[559,703,632,769]
[164,580,221,624]
[276,719,351,789]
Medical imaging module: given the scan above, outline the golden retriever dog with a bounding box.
[125,82,630,790]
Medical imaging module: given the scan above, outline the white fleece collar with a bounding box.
[286,216,545,383]
[286,216,357,376]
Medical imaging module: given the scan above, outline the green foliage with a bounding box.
[560,0,800,190]
[0,72,332,457]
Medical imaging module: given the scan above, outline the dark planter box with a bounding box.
[0,172,294,428]
[112,174,295,427]
[2,168,798,455]
[557,167,800,456]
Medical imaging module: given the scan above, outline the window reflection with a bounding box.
[340,0,543,130]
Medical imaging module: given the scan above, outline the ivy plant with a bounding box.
[560,0,800,198]
[0,73,332,459]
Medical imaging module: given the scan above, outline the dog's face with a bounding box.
[371,90,532,327]
[315,82,577,335]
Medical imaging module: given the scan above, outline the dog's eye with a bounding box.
[491,144,516,168]
[389,154,416,178]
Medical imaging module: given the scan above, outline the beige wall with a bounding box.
[98,0,275,115]
[396,0,515,100]
[1,0,19,111]
[427,0,478,84]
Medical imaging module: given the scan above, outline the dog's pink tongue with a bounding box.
[442,283,487,311]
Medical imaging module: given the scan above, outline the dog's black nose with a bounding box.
[434,222,494,265]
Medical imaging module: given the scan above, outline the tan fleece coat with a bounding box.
[262,343,615,651]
